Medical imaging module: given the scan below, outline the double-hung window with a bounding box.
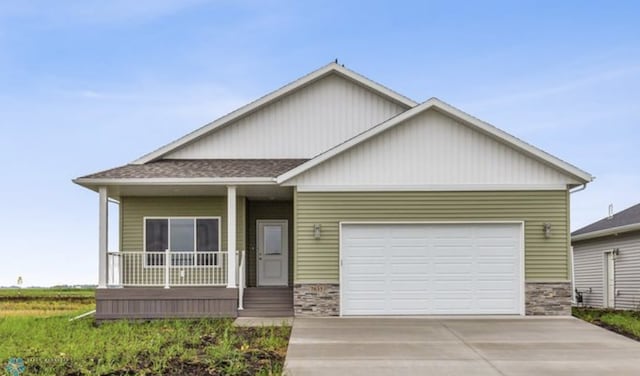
[144,217,220,266]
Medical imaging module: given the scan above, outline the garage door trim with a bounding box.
[339,221,525,316]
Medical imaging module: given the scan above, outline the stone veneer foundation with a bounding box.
[525,282,572,316]
[293,283,340,317]
[294,282,572,317]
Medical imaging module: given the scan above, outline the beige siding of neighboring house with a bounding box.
[573,231,640,310]
[164,74,407,159]
[294,190,570,283]
[120,196,246,252]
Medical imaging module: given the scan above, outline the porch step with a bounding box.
[238,308,294,317]
[240,287,293,317]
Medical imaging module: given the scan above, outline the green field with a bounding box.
[0,288,291,375]
[0,288,95,318]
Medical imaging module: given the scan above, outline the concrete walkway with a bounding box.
[284,317,640,376]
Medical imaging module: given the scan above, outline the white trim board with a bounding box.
[132,63,417,164]
[295,184,569,192]
[277,98,593,184]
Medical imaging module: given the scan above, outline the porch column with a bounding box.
[98,186,109,288]
[227,185,237,288]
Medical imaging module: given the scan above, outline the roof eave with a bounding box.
[572,223,640,242]
[73,177,277,191]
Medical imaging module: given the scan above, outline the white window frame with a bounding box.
[143,216,222,268]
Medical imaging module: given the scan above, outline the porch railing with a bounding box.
[107,251,228,287]
[237,250,246,310]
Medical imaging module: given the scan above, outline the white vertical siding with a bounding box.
[573,231,640,309]
[165,74,407,159]
[287,109,580,187]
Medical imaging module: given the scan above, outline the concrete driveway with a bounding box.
[284,317,640,376]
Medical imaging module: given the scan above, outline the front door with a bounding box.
[257,220,288,286]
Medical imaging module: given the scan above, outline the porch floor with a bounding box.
[239,287,294,317]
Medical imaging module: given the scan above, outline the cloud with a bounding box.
[467,64,640,108]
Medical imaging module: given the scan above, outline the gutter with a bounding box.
[569,183,588,194]
[572,222,640,242]
[73,177,277,185]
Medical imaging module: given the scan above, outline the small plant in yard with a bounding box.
[573,307,640,341]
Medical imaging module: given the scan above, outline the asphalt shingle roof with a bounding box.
[79,159,309,179]
[572,203,640,236]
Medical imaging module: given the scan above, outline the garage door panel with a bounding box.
[477,246,518,255]
[390,300,430,312]
[346,263,386,275]
[476,264,518,274]
[390,281,430,291]
[389,263,431,275]
[388,247,430,257]
[345,246,385,257]
[341,223,522,315]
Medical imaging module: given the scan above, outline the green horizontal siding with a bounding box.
[120,196,245,252]
[294,190,569,283]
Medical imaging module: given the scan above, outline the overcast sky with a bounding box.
[1,1,638,286]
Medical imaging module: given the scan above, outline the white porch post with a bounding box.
[227,186,237,288]
[98,186,109,289]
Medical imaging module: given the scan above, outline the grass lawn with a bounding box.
[573,307,640,341]
[1,289,291,375]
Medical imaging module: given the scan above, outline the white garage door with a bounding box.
[341,223,522,315]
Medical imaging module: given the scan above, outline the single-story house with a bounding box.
[572,203,640,309]
[74,62,593,319]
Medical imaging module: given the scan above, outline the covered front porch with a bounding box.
[93,183,294,319]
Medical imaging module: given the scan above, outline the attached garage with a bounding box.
[340,222,524,316]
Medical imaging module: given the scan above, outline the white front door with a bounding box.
[606,252,615,308]
[257,220,288,286]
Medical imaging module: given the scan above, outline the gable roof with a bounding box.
[132,62,418,165]
[572,203,640,241]
[276,97,594,185]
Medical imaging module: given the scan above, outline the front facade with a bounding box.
[572,203,640,310]
[75,63,592,319]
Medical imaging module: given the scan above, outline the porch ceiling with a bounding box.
[103,184,293,200]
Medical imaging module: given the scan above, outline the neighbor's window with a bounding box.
[144,217,220,266]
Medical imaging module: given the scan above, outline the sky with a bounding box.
[0,1,638,286]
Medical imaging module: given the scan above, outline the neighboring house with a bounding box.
[74,62,593,319]
[572,203,640,310]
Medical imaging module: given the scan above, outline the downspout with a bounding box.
[568,182,588,304]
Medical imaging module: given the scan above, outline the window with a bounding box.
[263,225,283,255]
[144,217,220,266]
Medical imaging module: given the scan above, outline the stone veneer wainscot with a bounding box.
[525,282,572,316]
[294,282,572,317]
[294,284,340,317]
